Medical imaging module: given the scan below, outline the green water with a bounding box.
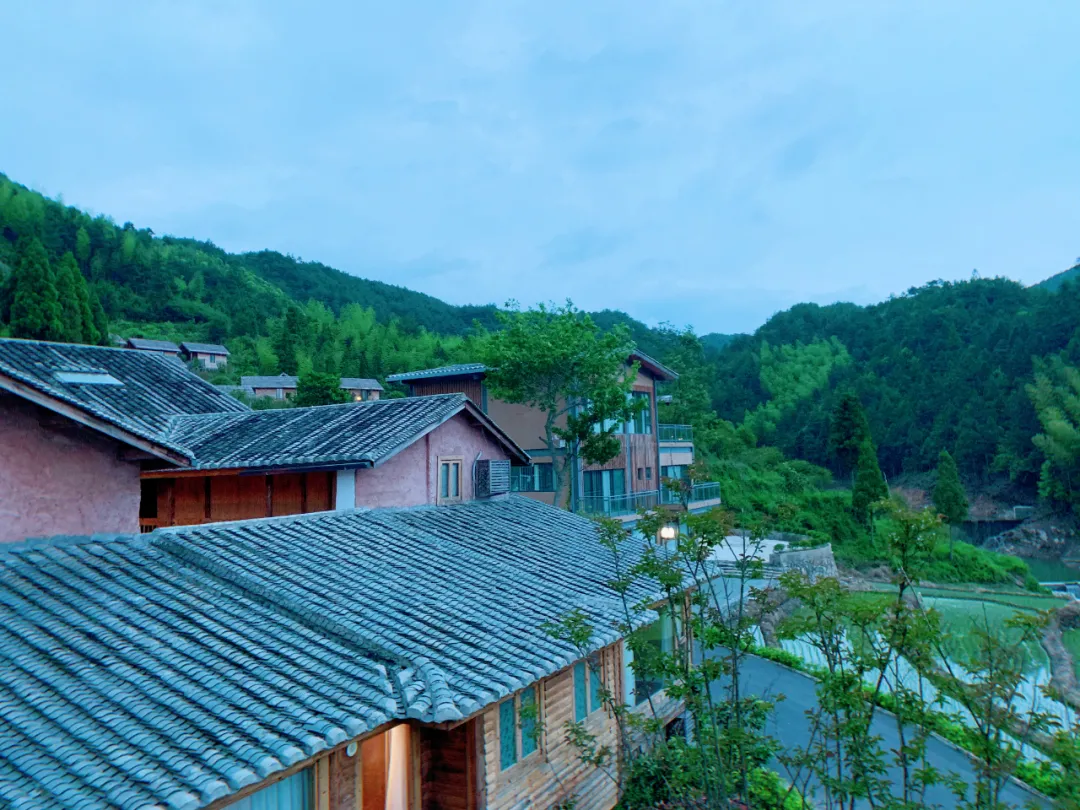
[1023,557,1080,582]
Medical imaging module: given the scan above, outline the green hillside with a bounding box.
[1036,260,1080,292]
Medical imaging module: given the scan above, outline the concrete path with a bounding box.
[711,654,1049,808]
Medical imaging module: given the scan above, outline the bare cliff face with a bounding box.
[984,517,1080,560]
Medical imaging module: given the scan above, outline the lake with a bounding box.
[1023,557,1080,582]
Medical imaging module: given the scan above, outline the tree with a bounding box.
[481,301,641,510]
[851,440,887,525]
[829,393,872,479]
[9,238,63,341]
[274,307,305,375]
[295,372,349,407]
[933,450,968,557]
[1028,357,1080,513]
[54,252,89,343]
[74,226,91,264]
[89,292,109,345]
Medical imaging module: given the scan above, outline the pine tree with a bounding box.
[933,449,968,557]
[851,440,888,526]
[54,253,85,343]
[90,292,109,345]
[74,226,91,264]
[9,238,64,341]
[274,307,304,375]
[829,392,872,478]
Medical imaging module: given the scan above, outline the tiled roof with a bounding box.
[385,363,488,383]
[166,393,528,470]
[0,533,399,810]
[240,375,383,391]
[0,497,663,809]
[340,377,384,391]
[630,350,678,381]
[180,342,230,356]
[240,374,296,388]
[125,337,180,352]
[0,339,249,460]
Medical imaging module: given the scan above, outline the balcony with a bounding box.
[579,490,660,517]
[658,424,694,443]
[579,482,722,517]
[661,481,722,506]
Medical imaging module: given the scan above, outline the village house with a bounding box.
[387,353,721,519]
[181,341,231,369]
[0,339,525,541]
[124,336,181,357]
[240,373,384,401]
[0,496,688,810]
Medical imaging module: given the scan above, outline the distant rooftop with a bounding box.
[241,374,383,391]
[386,363,488,383]
[125,337,179,352]
[180,341,230,355]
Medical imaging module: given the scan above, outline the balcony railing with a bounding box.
[658,424,694,443]
[660,481,722,505]
[579,490,660,517]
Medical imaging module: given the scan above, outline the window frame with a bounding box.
[574,656,607,721]
[498,682,545,771]
[437,456,464,504]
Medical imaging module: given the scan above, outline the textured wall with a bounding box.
[771,544,838,581]
[355,414,510,508]
[0,397,140,542]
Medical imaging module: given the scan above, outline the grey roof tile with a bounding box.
[385,363,488,382]
[166,393,527,470]
[0,339,248,459]
[179,343,229,356]
[126,338,180,353]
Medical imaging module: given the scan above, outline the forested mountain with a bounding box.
[706,277,1080,492]
[1038,260,1080,292]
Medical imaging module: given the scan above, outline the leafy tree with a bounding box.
[89,292,109,345]
[294,372,350,407]
[9,237,63,341]
[1028,357,1080,513]
[851,441,888,525]
[829,393,872,478]
[481,301,640,510]
[74,226,91,264]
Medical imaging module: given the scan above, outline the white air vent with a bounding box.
[475,459,511,498]
[54,370,123,386]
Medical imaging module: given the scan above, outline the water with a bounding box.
[1024,557,1080,582]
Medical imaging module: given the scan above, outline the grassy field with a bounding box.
[861,582,1064,611]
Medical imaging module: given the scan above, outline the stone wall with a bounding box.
[770,543,838,581]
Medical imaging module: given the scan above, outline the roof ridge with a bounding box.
[152,507,373,534]
[0,532,148,558]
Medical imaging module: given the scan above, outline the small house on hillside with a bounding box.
[125,337,180,357]
[180,341,229,369]
[241,373,383,401]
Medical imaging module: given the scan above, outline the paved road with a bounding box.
[710,654,1049,808]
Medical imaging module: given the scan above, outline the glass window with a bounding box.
[645,467,652,481]
[634,608,677,706]
[230,768,311,810]
[438,458,463,503]
[511,463,554,492]
[520,687,538,757]
[588,659,603,713]
[629,391,652,434]
[499,699,517,770]
[574,661,587,721]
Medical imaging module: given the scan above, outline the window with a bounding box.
[499,686,542,770]
[438,457,463,504]
[637,467,643,481]
[582,469,626,501]
[511,463,555,493]
[574,657,605,721]
[230,768,311,809]
[628,391,652,435]
[645,467,652,481]
[634,607,679,706]
[662,465,686,481]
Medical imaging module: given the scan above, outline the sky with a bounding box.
[2,1,1079,334]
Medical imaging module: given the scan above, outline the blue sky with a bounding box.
[3,1,1079,334]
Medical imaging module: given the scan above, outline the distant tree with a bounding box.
[481,301,641,510]
[54,252,88,343]
[89,291,109,345]
[829,392,872,478]
[933,449,969,557]
[9,238,64,341]
[294,372,349,407]
[1028,357,1080,513]
[274,307,305,375]
[851,440,888,525]
[74,226,91,264]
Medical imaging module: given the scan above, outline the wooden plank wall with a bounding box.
[420,722,473,810]
[151,471,335,527]
[410,380,484,408]
[479,644,622,810]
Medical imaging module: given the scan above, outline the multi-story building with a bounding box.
[387,351,721,518]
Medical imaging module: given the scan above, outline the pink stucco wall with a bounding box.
[0,397,141,542]
[355,414,510,508]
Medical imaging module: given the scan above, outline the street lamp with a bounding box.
[659,525,677,541]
